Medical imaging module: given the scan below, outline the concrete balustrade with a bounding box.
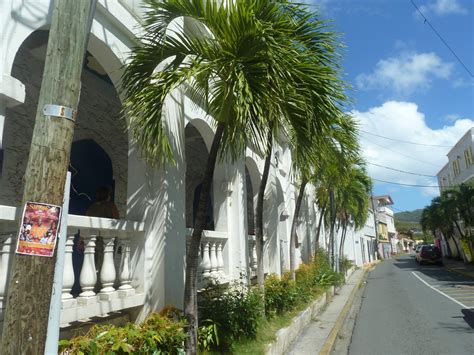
[0,205,145,326]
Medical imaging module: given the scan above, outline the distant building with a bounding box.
[437,128,474,193]
[373,195,397,258]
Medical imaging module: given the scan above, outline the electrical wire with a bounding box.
[360,137,441,167]
[372,178,440,188]
[411,0,474,78]
[359,129,452,148]
[367,162,436,177]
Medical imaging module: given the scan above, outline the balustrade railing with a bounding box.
[187,229,228,288]
[0,205,145,326]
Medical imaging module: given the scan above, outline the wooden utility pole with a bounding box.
[1,0,94,353]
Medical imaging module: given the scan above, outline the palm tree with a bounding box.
[253,5,349,285]
[121,0,339,351]
[288,115,361,279]
[336,165,371,259]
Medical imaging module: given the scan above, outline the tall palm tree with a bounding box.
[288,115,361,279]
[336,165,371,259]
[253,6,349,284]
[121,0,337,351]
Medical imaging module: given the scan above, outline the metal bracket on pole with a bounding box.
[43,104,77,122]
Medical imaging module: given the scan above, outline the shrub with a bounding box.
[264,274,298,317]
[200,281,263,350]
[198,319,219,352]
[58,312,186,354]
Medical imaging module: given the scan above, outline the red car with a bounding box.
[416,245,443,266]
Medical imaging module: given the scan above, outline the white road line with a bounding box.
[411,271,472,309]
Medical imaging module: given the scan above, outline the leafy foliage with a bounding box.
[58,313,187,354]
[200,282,264,351]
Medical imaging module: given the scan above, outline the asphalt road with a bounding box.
[348,255,474,355]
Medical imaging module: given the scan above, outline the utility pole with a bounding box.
[370,190,379,261]
[1,0,95,353]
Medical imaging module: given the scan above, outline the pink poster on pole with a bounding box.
[16,202,61,257]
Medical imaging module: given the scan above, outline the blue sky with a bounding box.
[309,0,474,212]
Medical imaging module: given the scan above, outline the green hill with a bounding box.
[394,209,423,223]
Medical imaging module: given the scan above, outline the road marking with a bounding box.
[411,271,472,309]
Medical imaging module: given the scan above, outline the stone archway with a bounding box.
[0,30,128,216]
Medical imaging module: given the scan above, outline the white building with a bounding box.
[437,128,474,191]
[436,128,474,261]
[0,0,341,331]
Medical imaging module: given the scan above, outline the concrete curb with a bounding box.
[265,289,331,355]
[264,265,367,355]
[319,262,378,355]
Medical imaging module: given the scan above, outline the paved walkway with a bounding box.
[443,257,474,279]
[287,268,366,355]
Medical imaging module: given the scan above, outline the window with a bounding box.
[464,147,473,168]
[452,159,461,176]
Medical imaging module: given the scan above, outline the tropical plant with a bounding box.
[122,0,336,351]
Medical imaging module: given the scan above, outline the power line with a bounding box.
[411,0,474,78]
[360,137,440,167]
[359,129,452,148]
[367,162,436,177]
[372,178,440,188]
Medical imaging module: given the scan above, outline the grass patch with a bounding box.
[230,288,325,354]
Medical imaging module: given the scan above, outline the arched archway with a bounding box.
[0,30,128,216]
[185,122,214,230]
[245,157,261,235]
[69,139,114,215]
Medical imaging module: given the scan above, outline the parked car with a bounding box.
[416,245,443,266]
[414,244,424,255]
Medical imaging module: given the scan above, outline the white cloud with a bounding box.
[356,52,453,95]
[418,0,467,16]
[352,101,474,197]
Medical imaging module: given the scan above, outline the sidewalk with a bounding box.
[287,267,367,355]
[443,257,474,279]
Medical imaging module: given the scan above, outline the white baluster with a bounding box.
[118,237,135,298]
[201,242,211,279]
[99,237,118,300]
[210,242,218,276]
[197,243,204,284]
[61,235,76,308]
[217,242,224,277]
[0,234,13,316]
[77,234,98,305]
[252,242,258,271]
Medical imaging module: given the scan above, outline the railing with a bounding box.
[186,229,228,288]
[0,205,145,326]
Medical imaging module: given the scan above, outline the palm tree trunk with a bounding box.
[314,202,327,255]
[339,222,347,262]
[255,128,273,287]
[290,178,307,280]
[184,122,224,354]
[454,220,465,238]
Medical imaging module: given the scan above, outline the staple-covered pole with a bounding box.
[1,1,95,353]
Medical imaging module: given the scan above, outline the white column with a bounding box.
[252,241,257,272]
[99,237,118,300]
[0,234,13,317]
[61,235,76,308]
[201,242,211,279]
[118,237,135,298]
[77,234,98,304]
[217,241,224,277]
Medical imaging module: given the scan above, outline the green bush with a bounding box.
[200,281,263,350]
[264,274,298,317]
[58,312,187,354]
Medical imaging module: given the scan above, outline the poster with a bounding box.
[16,202,61,257]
